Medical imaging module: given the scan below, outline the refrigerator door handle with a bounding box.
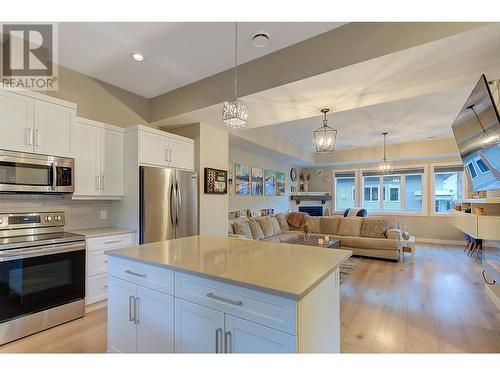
[169,182,176,226]
[176,179,181,226]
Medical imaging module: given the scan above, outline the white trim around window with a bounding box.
[332,169,358,212]
[429,162,468,217]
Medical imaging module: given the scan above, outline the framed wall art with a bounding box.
[251,166,263,196]
[204,167,227,194]
[235,163,250,196]
[276,171,286,196]
[264,169,275,196]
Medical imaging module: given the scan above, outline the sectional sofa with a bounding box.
[228,213,401,261]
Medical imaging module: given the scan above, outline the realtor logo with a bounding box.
[1,23,58,90]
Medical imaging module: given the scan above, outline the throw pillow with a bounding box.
[275,213,290,231]
[269,216,282,235]
[287,212,308,229]
[233,221,253,239]
[248,219,264,240]
[305,216,321,233]
[321,216,341,235]
[360,218,389,238]
[257,217,274,238]
[338,217,363,237]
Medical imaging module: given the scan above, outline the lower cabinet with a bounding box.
[108,277,174,353]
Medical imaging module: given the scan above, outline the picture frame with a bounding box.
[276,171,286,196]
[204,167,227,194]
[235,163,250,196]
[264,169,275,196]
[251,166,263,195]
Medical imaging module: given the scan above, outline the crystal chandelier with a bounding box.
[222,23,248,129]
[376,132,393,174]
[467,104,499,148]
[314,109,337,153]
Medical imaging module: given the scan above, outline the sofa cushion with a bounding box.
[248,219,264,240]
[321,216,341,235]
[275,213,290,231]
[340,236,399,251]
[338,217,363,237]
[257,217,274,238]
[287,212,308,229]
[304,216,321,233]
[269,216,282,235]
[233,221,253,239]
[360,217,390,238]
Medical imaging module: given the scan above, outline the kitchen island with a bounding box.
[105,235,351,353]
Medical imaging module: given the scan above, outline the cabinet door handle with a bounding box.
[215,327,222,353]
[134,297,140,324]
[128,295,135,322]
[206,292,243,306]
[224,331,232,353]
[125,270,146,278]
[101,175,105,191]
[104,239,121,244]
[169,149,173,163]
[96,176,100,191]
[35,129,40,147]
[27,128,33,146]
[165,149,169,162]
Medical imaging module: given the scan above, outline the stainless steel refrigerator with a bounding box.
[139,166,198,244]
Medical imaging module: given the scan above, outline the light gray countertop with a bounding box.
[70,227,136,238]
[105,235,352,300]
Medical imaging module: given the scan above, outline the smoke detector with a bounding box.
[251,31,270,48]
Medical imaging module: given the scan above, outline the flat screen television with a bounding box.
[451,74,500,192]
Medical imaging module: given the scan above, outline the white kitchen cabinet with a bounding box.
[224,315,296,353]
[73,117,124,199]
[102,128,125,196]
[34,99,75,157]
[0,90,34,153]
[136,286,174,353]
[108,277,137,353]
[137,126,194,170]
[174,298,224,353]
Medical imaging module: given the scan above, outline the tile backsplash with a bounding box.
[0,194,115,230]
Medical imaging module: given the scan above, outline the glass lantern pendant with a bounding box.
[314,108,337,154]
[222,23,248,129]
[376,132,393,174]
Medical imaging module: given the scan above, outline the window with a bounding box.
[467,162,477,179]
[476,158,489,173]
[433,166,464,213]
[363,169,424,213]
[334,172,356,211]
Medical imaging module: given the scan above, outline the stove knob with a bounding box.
[55,216,62,221]
[0,218,4,224]
[45,216,52,222]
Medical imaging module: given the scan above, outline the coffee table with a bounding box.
[286,234,341,249]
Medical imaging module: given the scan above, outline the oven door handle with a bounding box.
[52,163,57,191]
[0,241,85,262]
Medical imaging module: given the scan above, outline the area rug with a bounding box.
[339,256,361,284]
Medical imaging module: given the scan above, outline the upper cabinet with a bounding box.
[137,126,194,171]
[0,88,75,157]
[72,117,124,199]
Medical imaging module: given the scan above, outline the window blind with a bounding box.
[334,171,355,178]
[362,168,425,177]
[434,165,464,173]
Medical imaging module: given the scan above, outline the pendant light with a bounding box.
[377,132,393,174]
[467,104,499,148]
[222,22,248,129]
[314,108,337,154]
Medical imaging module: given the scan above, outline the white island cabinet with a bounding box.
[106,235,351,353]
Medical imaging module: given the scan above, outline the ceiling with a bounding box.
[58,22,344,98]
[159,23,500,155]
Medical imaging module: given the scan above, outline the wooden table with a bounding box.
[400,235,416,263]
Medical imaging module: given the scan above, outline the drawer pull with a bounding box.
[125,270,146,278]
[104,240,123,245]
[206,292,243,306]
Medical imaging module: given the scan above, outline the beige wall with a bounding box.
[229,145,299,214]
[43,65,150,127]
[171,123,229,236]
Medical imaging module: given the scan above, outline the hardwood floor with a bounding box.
[0,244,498,353]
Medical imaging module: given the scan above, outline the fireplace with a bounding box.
[299,206,323,216]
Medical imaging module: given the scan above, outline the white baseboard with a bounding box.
[485,285,500,311]
[85,299,107,313]
[416,237,466,246]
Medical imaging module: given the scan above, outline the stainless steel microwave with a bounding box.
[0,150,74,193]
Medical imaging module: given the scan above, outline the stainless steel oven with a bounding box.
[0,150,74,193]
[0,212,85,345]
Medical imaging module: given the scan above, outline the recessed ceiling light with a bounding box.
[131,53,144,62]
[251,31,270,48]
